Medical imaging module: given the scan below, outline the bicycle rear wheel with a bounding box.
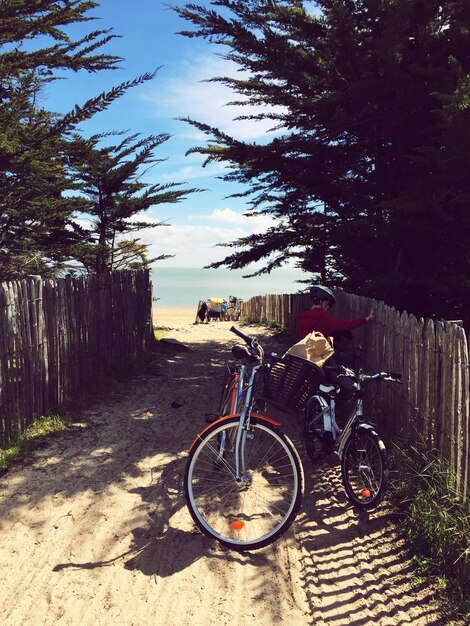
[185,417,303,551]
[341,427,388,509]
[218,370,239,417]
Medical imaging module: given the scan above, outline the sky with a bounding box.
[41,0,302,274]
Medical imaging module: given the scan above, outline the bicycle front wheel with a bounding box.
[341,427,388,509]
[185,418,303,551]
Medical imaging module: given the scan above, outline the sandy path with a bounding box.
[0,316,461,625]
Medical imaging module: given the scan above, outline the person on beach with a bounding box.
[208,298,223,321]
[221,300,227,321]
[196,301,208,323]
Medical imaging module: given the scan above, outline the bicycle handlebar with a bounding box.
[363,371,402,383]
[327,365,402,384]
[230,326,253,345]
[230,326,264,362]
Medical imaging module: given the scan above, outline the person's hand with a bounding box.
[366,307,376,321]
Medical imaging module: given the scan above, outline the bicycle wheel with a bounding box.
[304,431,323,461]
[217,366,244,418]
[185,417,303,551]
[341,427,388,509]
[219,374,238,416]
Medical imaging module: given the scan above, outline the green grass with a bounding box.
[24,414,67,440]
[244,316,287,333]
[0,414,68,470]
[0,445,21,469]
[153,326,165,341]
[389,444,470,619]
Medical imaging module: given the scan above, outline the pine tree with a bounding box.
[0,2,173,279]
[173,0,470,325]
[0,0,122,278]
[66,132,201,274]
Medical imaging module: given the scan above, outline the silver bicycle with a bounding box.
[184,326,304,551]
[303,366,402,508]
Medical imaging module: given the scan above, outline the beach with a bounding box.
[153,305,199,327]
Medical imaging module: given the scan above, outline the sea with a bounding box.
[150,267,308,307]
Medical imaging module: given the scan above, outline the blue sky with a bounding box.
[42,0,301,272]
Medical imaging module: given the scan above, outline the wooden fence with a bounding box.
[241,290,470,497]
[0,270,154,447]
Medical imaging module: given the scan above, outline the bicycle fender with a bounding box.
[357,422,375,432]
[357,424,386,450]
[188,412,282,453]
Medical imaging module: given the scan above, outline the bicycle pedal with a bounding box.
[205,413,218,423]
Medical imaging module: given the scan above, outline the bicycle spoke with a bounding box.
[185,420,302,549]
[341,429,387,509]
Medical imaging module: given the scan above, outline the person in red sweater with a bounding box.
[297,285,375,425]
[297,285,375,342]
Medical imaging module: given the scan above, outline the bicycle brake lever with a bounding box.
[385,375,402,383]
[379,372,402,383]
[336,367,356,378]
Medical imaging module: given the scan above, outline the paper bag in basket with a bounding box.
[285,331,334,367]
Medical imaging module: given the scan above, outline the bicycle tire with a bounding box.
[219,374,237,416]
[304,431,323,462]
[341,427,388,509]
[304,397,328,462]
[185,417,304,551]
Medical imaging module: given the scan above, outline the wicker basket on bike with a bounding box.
[262,354,326,414]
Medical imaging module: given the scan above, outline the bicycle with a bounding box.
[184,326,304,551]
[184,326,401,550]
[303,366,402,509]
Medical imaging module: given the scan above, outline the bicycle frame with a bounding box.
[189,361,281,482]
[307,369,400,459]
[336,404,362,459]
[235,365,245,411]
[308,370,369,460]
[232,363,262,480]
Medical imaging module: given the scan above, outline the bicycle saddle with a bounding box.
[232,344,258,362]
[319,383,340,395]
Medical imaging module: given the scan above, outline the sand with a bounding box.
[153,305,199,327]
[0,309,461,625]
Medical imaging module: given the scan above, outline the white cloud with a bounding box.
[142,54,284,141]
[136,222,245,267]
[132,207,277,268]
[129,213,159,224]
[159,160,226,182]
[189,207,274,229]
